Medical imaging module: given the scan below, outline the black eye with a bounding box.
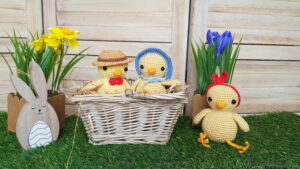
[161,66,165,71]
[232,99,237,104]
[208,97,212,102]
[124,67,128,71]
[103,66,107,71]
[140,65,144,69]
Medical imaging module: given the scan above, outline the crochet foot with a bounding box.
[225,139,250,153]
[197,132,211,148]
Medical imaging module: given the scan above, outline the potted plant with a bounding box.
[1,27,88,132]
[190,30,241,124]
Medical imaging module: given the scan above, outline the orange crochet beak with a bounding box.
[114,68,122,77]
[216,100,226,109]
[147,67,156,75]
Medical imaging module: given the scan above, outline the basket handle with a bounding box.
[125,89,134,97]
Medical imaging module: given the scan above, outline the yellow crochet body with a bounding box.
[132,78,181,93]
[92,79,130,94]
[193,82,250,153]
[202,110,237,142]
[81,64,131,94]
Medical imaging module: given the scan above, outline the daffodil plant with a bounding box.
[191,30,241,96]
[1,27,88,96]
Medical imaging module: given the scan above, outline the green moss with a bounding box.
[0,112,299,168]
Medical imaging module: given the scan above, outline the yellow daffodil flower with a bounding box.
[42,34,50,39]
[49,27,79,40]
[68,39,79,50]
[44,37,61,49]
[31,39,46,52]
[59,27,79,39]
[49,27,65,39]
[55,48,61,55]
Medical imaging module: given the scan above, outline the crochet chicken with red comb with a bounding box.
[193,71,250,153]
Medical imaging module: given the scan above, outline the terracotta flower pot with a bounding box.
[7,92,66,132]
[192,94,208,126]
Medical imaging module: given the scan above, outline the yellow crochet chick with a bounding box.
[131,48,181,93]
[193,71,250,153]
[81,50,133,94]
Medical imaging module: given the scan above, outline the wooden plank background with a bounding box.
[0,0,299,114]
[0,0,43,111]
[186,0,300,115]
[0,0,190,114]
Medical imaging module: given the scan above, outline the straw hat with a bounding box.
[92,50,133,67]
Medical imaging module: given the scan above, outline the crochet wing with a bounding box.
[233,113,250,132]
[81,80,103,93]
[193,108,211,125]
[160,79,181,87]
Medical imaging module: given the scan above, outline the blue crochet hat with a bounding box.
[135,48,173,81]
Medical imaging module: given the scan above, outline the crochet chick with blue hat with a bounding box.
[131,48,181,93]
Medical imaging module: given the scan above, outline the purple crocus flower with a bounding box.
[216,31,232,60]
[206,30,220,46]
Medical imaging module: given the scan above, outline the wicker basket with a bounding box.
[70,91,187,145]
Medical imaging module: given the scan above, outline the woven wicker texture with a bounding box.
[71,92,187,145]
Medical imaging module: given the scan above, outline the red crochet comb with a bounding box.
[210,71,228,84]
[206,71,241,107]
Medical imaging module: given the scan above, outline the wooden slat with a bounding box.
[0,38,12,52]
[232,61,300,88]
[57,0,172,12]
[0,8,26,24]
[237,88,300,113]
[0,0,42,37]
[207,0,300,45]
[57,11,172,27]
[0,81,14,95]
[26,0,43,33]
[67,41,172,56]
[0,54,15,67]
[54,0,173,42]
[208,12,300,32]
[43,0,57,29]
[239,45,300,60]
[186,0,208,116]
[232,60,300,113]
[209,0,300,17]
[170,0,190,82]
[0,94,8,111]
[62,25,171,42]
[0,24,27,37]
[0,68,13,81]
[0,0,26,10]
[0,80,14,111]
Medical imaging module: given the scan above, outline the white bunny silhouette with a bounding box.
[10,61,59,150]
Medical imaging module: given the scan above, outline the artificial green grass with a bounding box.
[0,112,299,169]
